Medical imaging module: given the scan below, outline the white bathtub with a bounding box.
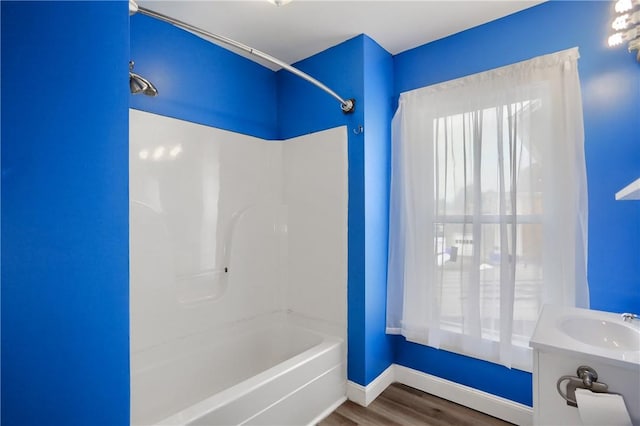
[131,314,346,425]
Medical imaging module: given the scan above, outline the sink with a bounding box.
[559,316,640,350]
[531,305,640,368]
[531,305,640,426]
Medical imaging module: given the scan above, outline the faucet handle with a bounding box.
[621,313,639,322]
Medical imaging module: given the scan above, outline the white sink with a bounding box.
[559,316,640,350]
[531,305,640,426]
[531,305,640,369]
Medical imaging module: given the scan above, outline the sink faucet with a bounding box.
[621,313,639,322]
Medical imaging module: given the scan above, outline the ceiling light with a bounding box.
[612,14,630,30]
[608,0,640,61]
[266,0,293,6]
[615,0,634,13]
[608,26,640,47]
[612,11,640,30]
[609,32,625,46]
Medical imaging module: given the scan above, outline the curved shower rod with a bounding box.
[129,0,355,114]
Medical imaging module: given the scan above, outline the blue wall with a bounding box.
[3,1,637,422]
[276,36,364,140]
[392,0,640,406]
[362,37,395,384]
[1,2,130,424]
[130,14,278,140]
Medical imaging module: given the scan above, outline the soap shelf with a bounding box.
[615,177,640,200]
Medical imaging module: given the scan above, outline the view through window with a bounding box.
[433,102,543,348]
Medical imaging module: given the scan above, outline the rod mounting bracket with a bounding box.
[341,99,356,114]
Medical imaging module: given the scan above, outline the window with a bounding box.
[386,48,588,371]
[434,103,543,350]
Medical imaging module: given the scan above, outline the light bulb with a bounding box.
[613,14,630,30]
[608,26,640,47]
[615,0,633,13]
[609,33,624,46]
[613,11,640,30]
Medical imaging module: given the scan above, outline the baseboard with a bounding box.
[347,364,533,425]
[346,364,395,407]
[394,365,533,426]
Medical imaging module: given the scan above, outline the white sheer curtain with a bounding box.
[386,48,588,371]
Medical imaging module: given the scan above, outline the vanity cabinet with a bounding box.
[532,349,640,425]
[530,305,640,425]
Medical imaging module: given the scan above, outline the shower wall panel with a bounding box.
[129,110,348,387]
[129,109,284,354]
[283,127,348,339]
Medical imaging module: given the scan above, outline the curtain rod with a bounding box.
[129,1,355,114]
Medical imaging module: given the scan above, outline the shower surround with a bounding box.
[129,109,348,425]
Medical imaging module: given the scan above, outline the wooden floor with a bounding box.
[318,383,513,426]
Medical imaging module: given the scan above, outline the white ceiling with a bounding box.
[140,1,544,70]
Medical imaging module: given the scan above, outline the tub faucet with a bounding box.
[621,313,639,322]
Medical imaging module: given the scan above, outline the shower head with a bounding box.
[129,61,158,97]
[130,72,158,96]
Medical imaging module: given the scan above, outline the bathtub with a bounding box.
[131,314,346,425]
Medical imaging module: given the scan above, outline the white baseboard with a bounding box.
[394,365,533,425]
[347,364,533,425]
[346,364,395,407]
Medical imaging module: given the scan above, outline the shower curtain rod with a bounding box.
[130,1,355,114]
